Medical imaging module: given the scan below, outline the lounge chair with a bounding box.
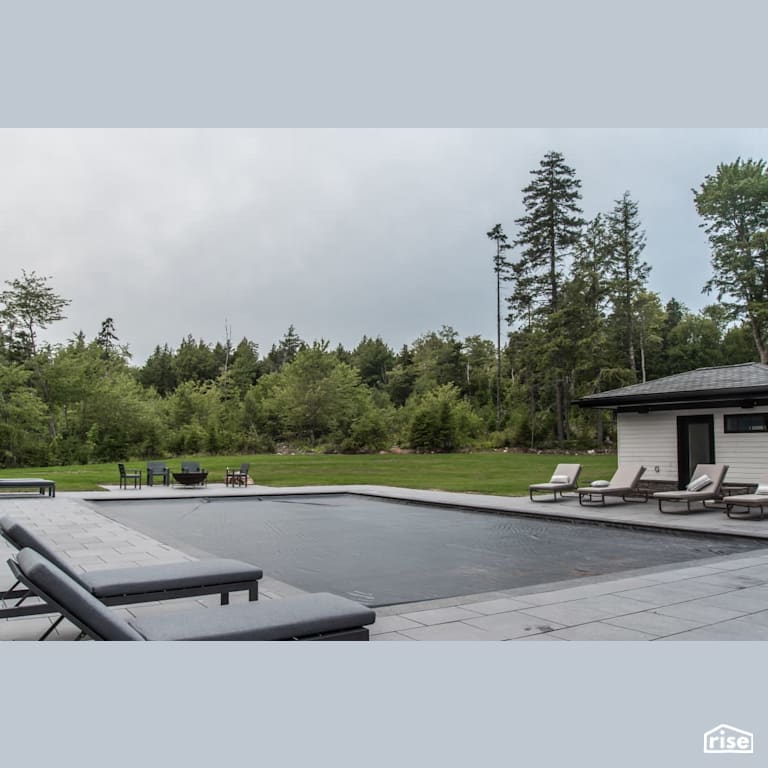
[118,462,142,489]
[653,463,729,513]
[10,548,376,641]
[146,460,171,487]
[719,475,768,519]
[528,464,582,501]
[225,463,250,487]
[0,515,262,632]
[576,463,647,506]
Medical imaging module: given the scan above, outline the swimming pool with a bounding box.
[93,493,768,606]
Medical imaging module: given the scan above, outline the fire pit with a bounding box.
[172,471,208,487]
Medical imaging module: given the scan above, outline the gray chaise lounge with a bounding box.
[528,464,583,501]
[0,516,262,630]
[652,463,729,513]
[576,463,647,506]
[11,548,376,641]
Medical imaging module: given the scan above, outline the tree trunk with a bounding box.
[529,384,536,450]
[496,269,502,431]
[749,314,768,363]
[554,378,565,444]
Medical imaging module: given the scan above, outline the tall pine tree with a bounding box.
[605,191,650,382]
[486,223,512,430]
[509,151,584,444]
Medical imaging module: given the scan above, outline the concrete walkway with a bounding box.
[3,483,768,640]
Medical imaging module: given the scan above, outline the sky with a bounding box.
[1,128,766,365]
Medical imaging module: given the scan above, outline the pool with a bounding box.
[92,493,768,606]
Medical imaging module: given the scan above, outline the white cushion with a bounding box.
[550,474,570,484]
[755,483,768,495]
[686,474,712,492]
[591,480,610,488]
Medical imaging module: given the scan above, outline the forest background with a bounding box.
[1,152,766,468]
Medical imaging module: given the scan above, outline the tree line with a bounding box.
[0,153,766,467]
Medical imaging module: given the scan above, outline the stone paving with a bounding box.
[3,482,768,641]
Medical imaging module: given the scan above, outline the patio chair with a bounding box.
[146,460,171,487]
[721,476,768,519]
[0,515,262,631]
[528,464,582,501]
[653,463,729,513]
[118,463,142,489]
[181,460,201,473]
[225,463,250,487]
[576,463,647,506]
[10,548,376,641]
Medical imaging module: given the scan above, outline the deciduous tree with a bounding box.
[0,271,70,361]
[694,157,768,361]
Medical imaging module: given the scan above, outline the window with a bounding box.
[724,413,768,433]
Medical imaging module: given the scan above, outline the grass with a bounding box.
[0,452,618,495]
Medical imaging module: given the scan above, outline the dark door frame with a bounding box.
[676,414,715,489]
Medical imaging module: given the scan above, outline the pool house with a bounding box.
[575,363,768,489]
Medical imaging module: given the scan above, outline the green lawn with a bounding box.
[0,452,618,495]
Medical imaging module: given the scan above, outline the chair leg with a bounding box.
[39,615,64,641]
[1,579,21,602]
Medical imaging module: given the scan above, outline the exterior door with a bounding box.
[676,415,715,489]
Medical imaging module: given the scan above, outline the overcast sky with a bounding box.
[1,128,766,364]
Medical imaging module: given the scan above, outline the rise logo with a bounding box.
[703,724,754,755]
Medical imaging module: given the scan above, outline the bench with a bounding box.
[0,478,56,497]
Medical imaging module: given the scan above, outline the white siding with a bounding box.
[618,412,678,482]
[617,408,768,484]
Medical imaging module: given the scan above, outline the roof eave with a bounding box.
[575,385,768,410]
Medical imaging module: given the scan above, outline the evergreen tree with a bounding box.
[486,224,512,429]
[510,151,584,443]
[604,191,650,381]
[351,336,395,389]
[228,338,260,394]
[139,344,178,395]
[386,345,416,406]
[263,324,305,373]
[94,317,130,361]
[174,336,219,384]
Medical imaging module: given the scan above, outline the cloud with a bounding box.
[0,128,765,362]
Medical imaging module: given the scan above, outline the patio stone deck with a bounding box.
[3,483,768,641]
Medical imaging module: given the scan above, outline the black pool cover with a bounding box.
[93,494,768,607]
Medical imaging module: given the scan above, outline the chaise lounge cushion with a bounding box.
[1,517,81,580]
[82,559,263,598]
[16,548,144,640]
[576,463,646,499]
[128,592,376,641]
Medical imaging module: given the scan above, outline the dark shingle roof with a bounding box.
[576,363,768,408]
